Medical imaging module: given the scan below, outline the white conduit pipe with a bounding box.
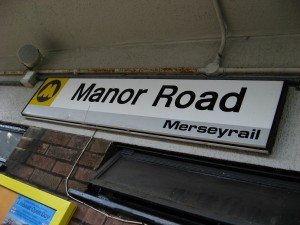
[212,0,226,61]
[205,0,227,75]
[203,1,300,77]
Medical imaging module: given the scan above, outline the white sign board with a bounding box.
[22,78,286,152]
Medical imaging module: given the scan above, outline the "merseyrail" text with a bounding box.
[163,120,261,140]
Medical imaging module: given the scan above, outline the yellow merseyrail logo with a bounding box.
[30,78,68,106]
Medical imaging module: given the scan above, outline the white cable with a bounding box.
[65,129,144,225]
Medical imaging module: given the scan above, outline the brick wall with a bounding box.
[2,126,138,225]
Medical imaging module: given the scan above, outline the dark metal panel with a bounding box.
[89,150,300,225]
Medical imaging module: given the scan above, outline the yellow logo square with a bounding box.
[30,78,69,106]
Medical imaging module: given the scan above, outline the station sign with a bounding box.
[22,78,286,152]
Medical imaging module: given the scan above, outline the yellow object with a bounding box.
[0,187,18,221]
[29,78,69,106]
[0,174,76,225]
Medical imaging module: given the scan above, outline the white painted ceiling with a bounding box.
[1,0,300,70]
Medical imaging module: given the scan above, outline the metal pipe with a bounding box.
[69,188,180,225]
[0,67,299,79]
[37,67,201,75]
[1,67,300,76]
[222,67,300,74]
[0,70,26,75]
[0,81,22,86]
[37,67,300,82]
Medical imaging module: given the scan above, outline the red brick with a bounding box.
[68,136,90,149]
[41,130,72,146]
[67,220,81,225]
[47,146,79,162]
[57,179,87,194]
[16,139,46,153]
[10,148,31,163]
[67,179,88,192]
[30,169,62,190]
[123,222,141,225]
[36,143,49,154]
[16,138,31,149]
[70,200,89,220]
[9,164,34,181]
[89,139,111,154]
[26,154,55,171]
[52,161,74,177]
[78,152,103,169]
[57,179,67,194]
[74,167,94,181]
[24,127,45,139]
[83,208,106,225]
[105,218,124,225]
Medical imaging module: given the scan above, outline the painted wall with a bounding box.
[0,0,299,172]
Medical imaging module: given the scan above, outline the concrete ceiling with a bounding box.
[1,0,300,70]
